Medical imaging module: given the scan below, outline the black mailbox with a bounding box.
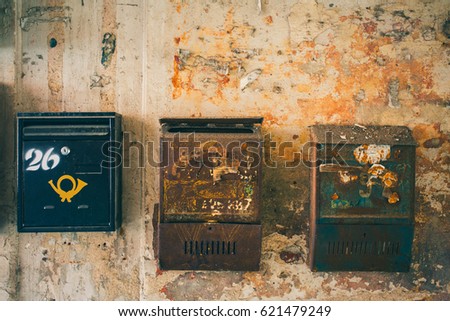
[17,112,122,232]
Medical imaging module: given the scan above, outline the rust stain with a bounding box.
[262,111,281,127]
[381,170,398,188]
[172,55,182,99]
[388,192,400,204]
[264,16,273,25]
[297,95,357,124]
[363,21,378,34]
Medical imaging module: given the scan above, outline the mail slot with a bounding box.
[158,118,263,270]
[17,112,122,232]
[309,125,416,271]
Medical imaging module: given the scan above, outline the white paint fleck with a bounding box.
[240,69,262,91]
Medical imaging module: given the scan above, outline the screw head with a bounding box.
[61,146,70,155]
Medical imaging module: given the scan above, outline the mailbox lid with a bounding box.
[17,112,122,232]
[310,125,416,224]
[160,118,263,224]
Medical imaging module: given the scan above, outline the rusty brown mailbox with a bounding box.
[158,118,263,270]
[309,125,416,271]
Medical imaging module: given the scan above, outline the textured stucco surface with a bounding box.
[0,0,449,300]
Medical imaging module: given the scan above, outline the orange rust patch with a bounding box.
[297,95,357,124]
[388,192,400,204]
[264,15,273,25]
[172,55,182,99]
[363,21,377,34]
[263,112,281,126]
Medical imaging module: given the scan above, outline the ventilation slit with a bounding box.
[232,242,236,255]
[190,240,193,255]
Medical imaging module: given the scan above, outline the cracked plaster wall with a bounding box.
[0,0,449,300]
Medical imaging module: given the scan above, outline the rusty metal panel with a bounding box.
[158,118,263,270]
[159,223,262,271]
[309,125,416,271]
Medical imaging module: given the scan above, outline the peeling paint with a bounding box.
[388,77,400,108]
[101,33,116,68]
[20,6,71,31]
[240,69,262,91]
[354,145,391,165]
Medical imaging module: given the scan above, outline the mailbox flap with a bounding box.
[159,118,263,224]
[23,125,110,137]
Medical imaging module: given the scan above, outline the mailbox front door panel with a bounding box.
[22,140,111,229]
[17,113,122,232]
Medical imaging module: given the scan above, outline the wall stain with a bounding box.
[101,33,116,68]
[20,6,71,31]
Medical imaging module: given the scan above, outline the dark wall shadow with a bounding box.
[0,83,15,232]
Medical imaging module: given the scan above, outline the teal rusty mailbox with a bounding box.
[309,125,416,271]
[17,112,122,232]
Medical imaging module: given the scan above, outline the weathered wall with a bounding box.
[0,0,449,300]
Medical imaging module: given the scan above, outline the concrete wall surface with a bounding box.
[0,0,449,300]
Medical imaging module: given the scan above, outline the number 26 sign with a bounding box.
[25,148,61,171]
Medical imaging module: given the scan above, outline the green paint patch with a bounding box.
[244,184,253,198]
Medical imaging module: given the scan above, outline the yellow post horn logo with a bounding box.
[48,175,88,202]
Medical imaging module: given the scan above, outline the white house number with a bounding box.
[25,148,61,171]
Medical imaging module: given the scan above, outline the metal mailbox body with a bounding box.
[159,118,263,270]
[17,112,122,232]
[309,125,416,271]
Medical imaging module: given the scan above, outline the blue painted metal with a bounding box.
[17,112,122,232]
